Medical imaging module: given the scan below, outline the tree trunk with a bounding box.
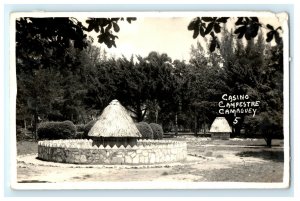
[155,109,158,124]
[266,137,272,147]
[194,115,198,136]
[24,119,27,131]
[204,119,206,135]
[265,131,272,148]
[33,111,38,141]
[175,113,178,136]
[135,103,143,122]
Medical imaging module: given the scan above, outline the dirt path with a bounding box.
[17,148,282,183]
[16,138,284,183]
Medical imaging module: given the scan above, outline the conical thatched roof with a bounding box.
[209,117,232,133]
[88,100,142,138]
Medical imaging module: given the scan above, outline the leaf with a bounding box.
[235,17,244,25]
[85,19,93,24]
[111,18,119,22]
[86,23,94,32]
[106,40,112,48]
[202,17,213,22]
[94,25,99,33]
[245,24,259,39]
[112,40,117,48]
[266,24,274,30]
[200,26,205,37]
[234,26,246,39]
[214,23,221,33]
[238,31,245,39]
[187,20,195,30]
[112,22,120,32]
[98,34,105,43]
[216,41,220,49]
[245,30,252,40]
[250,17,259,22]
[266,31,274,42]
[193,28,199,39]
[105,23,112,33]
[274,32,282,44]
[216,17,229,23]
[209,41,216,52]
[188,17,200,31]
[126,17,137,23]
[205,22,214,35]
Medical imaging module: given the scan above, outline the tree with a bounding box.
[189,41,228,135]
[16,17,136,136]
[243,43,283,147]
[116,52,176,122]
[17,68,62,139]
[215,27,283,146]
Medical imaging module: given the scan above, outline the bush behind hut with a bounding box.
[83,119,97,138]
[136,122,153,139]
[150,123,164,139]
[37,120,76,140]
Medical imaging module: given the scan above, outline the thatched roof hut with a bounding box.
[209,117,232,140]
[88,99,142,147]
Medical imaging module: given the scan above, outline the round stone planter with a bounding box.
[37,139,187,165]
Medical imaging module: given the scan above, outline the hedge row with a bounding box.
[135,122,153,139]
[150,123,164,139]
[37,121,76,140]
[37,120,164,140]
[136,122,163,139]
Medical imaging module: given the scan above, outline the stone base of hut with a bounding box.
[91,137,138,147]
[211,132,230,140]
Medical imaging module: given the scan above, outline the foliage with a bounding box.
[188,17,282,52]
[83,119,97,137]
[84,17,136,48]
[76,124,86,132]
[135,122,153,139]
[149,123,164,139]
[16,16,283,147]
[37,121,76,140]
[244,111,283,147]
[242,43,283,146]
[16,17,136,139]
[83,52,177,123]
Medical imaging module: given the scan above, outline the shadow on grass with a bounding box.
[18,180,49,183]
[236,150,284,162]
[238,144,282,147]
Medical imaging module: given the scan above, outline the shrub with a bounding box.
[37,120,76,140]
[74,132,85,139]
[136,122,153,139]
[83,119,97,138]
[76,124,85,132]
[149,123,164,139]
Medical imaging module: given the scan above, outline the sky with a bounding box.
[86,15,286,62]
[89,17,206,62]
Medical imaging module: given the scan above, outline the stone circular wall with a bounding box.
[37,139,187,165]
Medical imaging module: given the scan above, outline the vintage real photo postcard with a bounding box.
[10,11,289,189]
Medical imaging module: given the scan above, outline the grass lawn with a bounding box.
[17,141,38,155]
[16,136,285,183]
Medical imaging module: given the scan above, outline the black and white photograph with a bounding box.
[10,11,289,189]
